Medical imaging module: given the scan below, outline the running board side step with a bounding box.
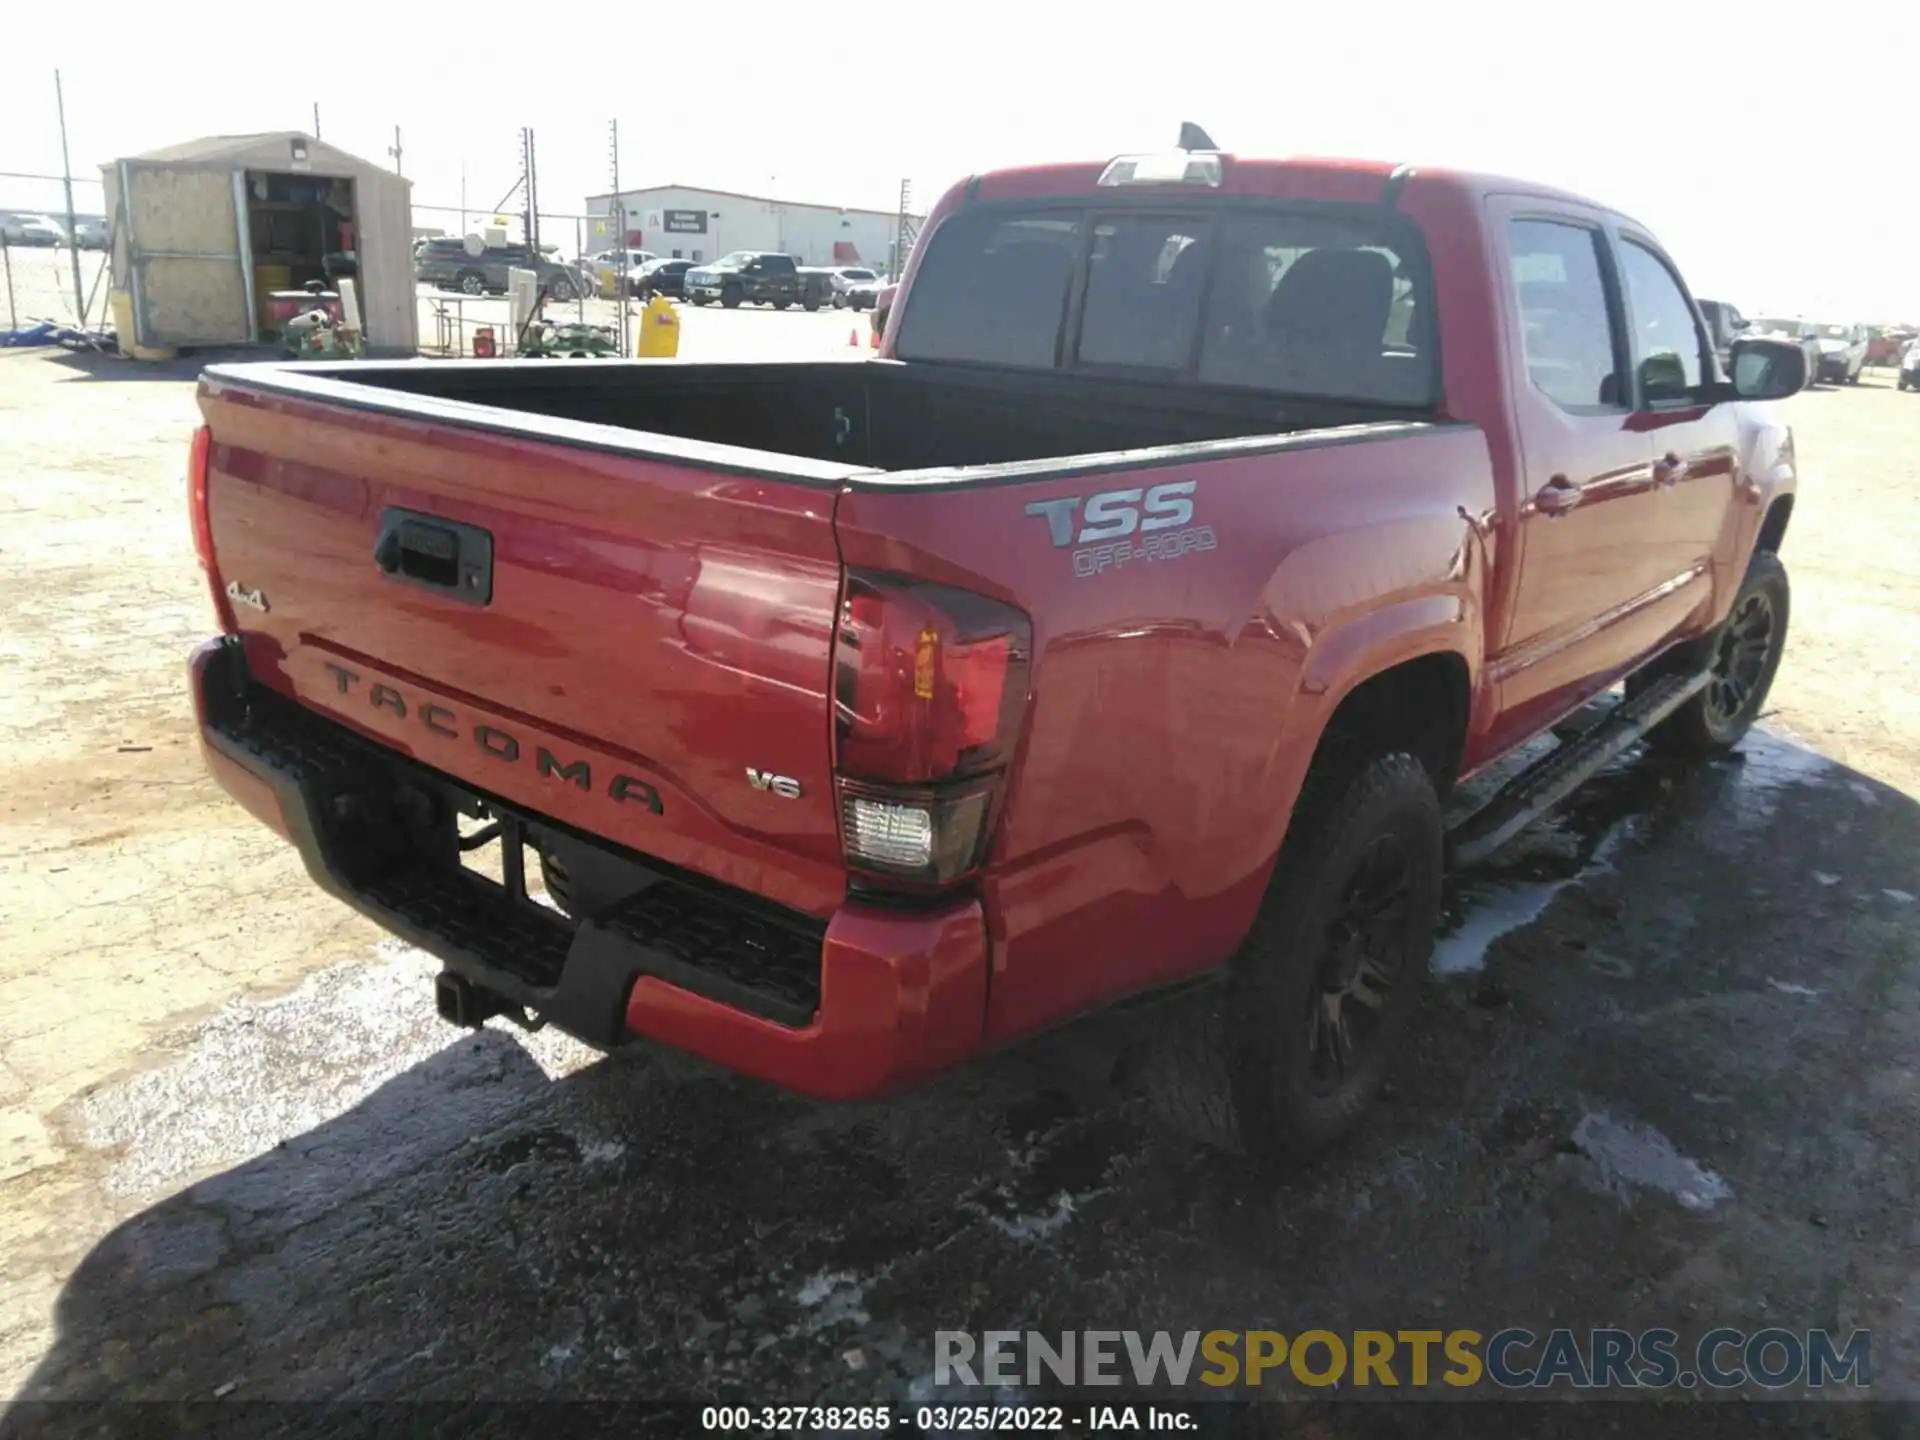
[1448,671,1708,868]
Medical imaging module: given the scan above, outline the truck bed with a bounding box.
[213,358,1436,477]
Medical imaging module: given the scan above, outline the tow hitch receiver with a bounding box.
[436,970,513,1030]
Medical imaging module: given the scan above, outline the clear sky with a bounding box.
[3,1,1909,320]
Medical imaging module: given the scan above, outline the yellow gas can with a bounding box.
[637,294,680,357]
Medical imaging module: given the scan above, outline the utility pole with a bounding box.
[53,70,85,327]
[312,102,322,139]
[893,178,916,280]
[610,118,628,352]
[520,128,539,251]
[388,126,403,176]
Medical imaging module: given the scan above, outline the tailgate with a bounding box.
[198,373,853,919]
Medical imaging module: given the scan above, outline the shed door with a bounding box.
[120,163,251,346]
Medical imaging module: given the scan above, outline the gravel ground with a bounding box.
[0,342,1916,1427]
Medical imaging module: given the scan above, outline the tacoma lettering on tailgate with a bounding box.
[321,662,664,814]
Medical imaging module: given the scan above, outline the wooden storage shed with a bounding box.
[101,132,416,354]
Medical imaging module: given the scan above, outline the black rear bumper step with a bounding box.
[198,640,824,1044]
[1447,670,1708,868]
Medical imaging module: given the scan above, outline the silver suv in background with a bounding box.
[1747,317,1822,387]
[1696,299,1748,373]
[1808,322,1868,385]
[414,238,587,301]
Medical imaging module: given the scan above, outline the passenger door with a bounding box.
[1491,205,1667,737]
[1612,232,1740,620]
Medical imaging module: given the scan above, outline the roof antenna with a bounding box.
[1179,122,1218,151]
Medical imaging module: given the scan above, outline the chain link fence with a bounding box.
[1,173,111,336]
[410,202,640,357]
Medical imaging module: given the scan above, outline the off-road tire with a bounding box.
[1145,752,1443,1165]
[721,285,743,309]
[773,298,792,311]
[1639,551,1790,757]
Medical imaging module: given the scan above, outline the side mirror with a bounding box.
[1639,352,1690,401]
[1731,317,1750,332]
[1730,337,1808,400]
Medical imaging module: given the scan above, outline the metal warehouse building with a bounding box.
[584,185,919,272]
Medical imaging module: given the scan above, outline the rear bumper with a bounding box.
[189,637,988,1099]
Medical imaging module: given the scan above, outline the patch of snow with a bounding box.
[1571,1112,1733,1212]
[795,1270,855,1307]
[1727,727,1835,824]
[1432,879,1569,976]
[1884,889,1915,905]
[1813,872,1841,886]
[794,1270,870,1330]
[987,1190,1082,1244]
[578,1138,627,1166]
[1848,782,1881,807]
[1767,980,1821,998]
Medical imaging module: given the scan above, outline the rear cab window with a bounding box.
[893,202,1437,406]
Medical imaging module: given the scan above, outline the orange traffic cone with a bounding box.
[848,328,860,348]
[869,328,880,350]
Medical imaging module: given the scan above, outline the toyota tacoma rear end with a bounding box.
[188,131,1806,1158]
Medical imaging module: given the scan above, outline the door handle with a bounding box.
[1653,452,1689,488]
[1535,476,1583,516]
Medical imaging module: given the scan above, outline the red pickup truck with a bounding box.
[187,139,1808,1162]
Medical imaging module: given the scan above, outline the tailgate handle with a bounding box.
[373,509,494,606]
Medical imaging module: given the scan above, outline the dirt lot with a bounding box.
[1,341,1917,1424]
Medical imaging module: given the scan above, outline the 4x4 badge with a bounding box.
[225,580,269,613]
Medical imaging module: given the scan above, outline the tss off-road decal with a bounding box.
[1024,480,1218,577]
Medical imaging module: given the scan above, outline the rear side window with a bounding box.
[894,211,1079,368]
[1508,220,1622,411]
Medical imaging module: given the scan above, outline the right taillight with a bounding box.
[832,570,1032,887]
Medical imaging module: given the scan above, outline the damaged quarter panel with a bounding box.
[834,421,1496,1043]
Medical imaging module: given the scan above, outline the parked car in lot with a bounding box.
[1809,322,1868,385]
[827,267,884,308]
[796,267,841,311]
[1899,337,1920,391]
[72,219,109,251]
[584,250,657,292]
[185,140,1807,1162]
[2,214,67,247]
[1865,327,1912,367]
[414,238,588,301]
[869,280,896,335]
[1748,317,1822,386]
[683,251,803,308]
[635,258,693,299]
[1696,299,1749,373]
